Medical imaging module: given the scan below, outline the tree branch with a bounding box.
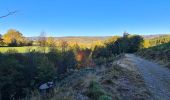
[0,11,18,19]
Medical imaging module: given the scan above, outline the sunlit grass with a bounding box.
[0,46,42,53]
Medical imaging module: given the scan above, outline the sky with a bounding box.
[0,0,170,37]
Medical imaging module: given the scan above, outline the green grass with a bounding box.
[0,46,41,53]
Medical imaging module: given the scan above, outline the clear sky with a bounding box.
[0,0,170,37]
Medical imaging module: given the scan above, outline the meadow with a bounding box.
[0,46,41,53]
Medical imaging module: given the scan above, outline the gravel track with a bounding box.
[125,54,170,100]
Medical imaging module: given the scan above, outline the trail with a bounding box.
[121,54,170,100]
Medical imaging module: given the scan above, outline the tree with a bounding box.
[105,36,120,54]
[60,40,68,52]
[76,48,93,68]
[128,35,144,52]
[3,29,26,46]
[71,43,80,53]
[113,35,144,53]
[123,31,130,37]
[92,45,111,58]
[0,34,4,46]
[97,34,144,57]
[47,37,56,47]
[143,39,150,48]
[38,31,47,53]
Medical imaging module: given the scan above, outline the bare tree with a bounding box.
[0,10,17,19]
[60,40,68,52]
[38,31,47,54]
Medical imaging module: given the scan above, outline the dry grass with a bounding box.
[24,56,152,100]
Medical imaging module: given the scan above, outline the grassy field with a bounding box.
[0,46,41,53]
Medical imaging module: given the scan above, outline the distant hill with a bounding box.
[26,34,170,43]
[142,34,170,39]
[27,36,111,43]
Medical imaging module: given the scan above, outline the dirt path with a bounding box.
[123,54,170,100]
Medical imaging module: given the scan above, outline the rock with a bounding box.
[39,82,54,90]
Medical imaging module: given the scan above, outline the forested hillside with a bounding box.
[138,42,170,68]
[138,35,170,68]
[143,35,170,48]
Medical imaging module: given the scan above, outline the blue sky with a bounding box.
[0,0,170,37]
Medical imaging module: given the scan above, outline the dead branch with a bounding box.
[0,11,18,19]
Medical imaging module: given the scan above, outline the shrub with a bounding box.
[57,50,77,75]
[76,48,94,68]
[0,54,28,100]
[36,56,56,84]
[92,46,111,59]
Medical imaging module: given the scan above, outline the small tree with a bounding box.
[128,35,144,52]
[47,37,57,52]
[38,31,47,54]
[47,37,56,47]
[0,34,4,46]
[3,29,26,46]
[60,40,68,52]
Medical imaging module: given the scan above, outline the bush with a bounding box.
[0,52,56,99]
[0,54,28,100]
[92,46,111,59]
[57,50,77,75]
[36,56,56,84]
[75,48,94,68]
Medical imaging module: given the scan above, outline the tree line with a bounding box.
[92,33,144,59]
[143,35,170,48]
